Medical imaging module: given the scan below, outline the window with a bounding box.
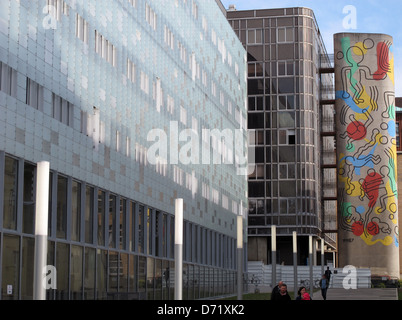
[278,95,295,110]
[278,61,294,76]
[95,30,116,66]
[72,180,81,242]
[167,95,174,114]
[248,96,263,111]
[75,14,88,44]
[22,163,35,234]
[278,77,294,94]
[180,105,187,125]
[140,71,149,94]
[279,129,296,145]
[85,185,94,244]
[127,59,136,83]
[109,194,117,248]
[248,62,263,78]
[97,190,106,246]
[0,62,17,98]
[128,0,137,7]
[178,41,187,64]
[278,111,296,128]
[116,131,121,152]
[52,93,73,126]
[26,78,44,110]
[247,29,262,44]
[164,25,174,50]
[192,1,198,19]
[119,198,126,250]
[278,27,294,43]
[3,156,18,230]
[56,175,68,239]
[46,0,69,20]
[138,205,145,253]
[145,3,157,30]
[126,137,131,157]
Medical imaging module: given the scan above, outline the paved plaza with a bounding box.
[312,288,398,300]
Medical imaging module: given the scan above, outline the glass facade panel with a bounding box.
[85,186,94,244]
[56,242,69,300]
[22,163,35,234]
[119,198,126,250]
[108,250,118,294]
[120,253,128,294]
[97,190,106,246]
[138,205,144,254]
[1,235,19,300]
[3,156,18,230]
[72,181,81,242]
[56,176,68,239]
[96,249,107,300]
[108,194,116,248]
[21,237,34,300]
[138,256,146,293]
[84,247,95,300]
[71,245,83,300]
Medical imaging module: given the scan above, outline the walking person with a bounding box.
[325,267,332,287]
[319,274,329,300]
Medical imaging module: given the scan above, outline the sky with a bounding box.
[220,0,402,97]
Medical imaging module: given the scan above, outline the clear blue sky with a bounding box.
[220,0,402,96]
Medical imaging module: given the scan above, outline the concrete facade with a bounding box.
[334,33,399,278]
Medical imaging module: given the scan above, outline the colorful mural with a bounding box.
[335,33,399,252]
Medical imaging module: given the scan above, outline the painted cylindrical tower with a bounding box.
[334,33,399,278]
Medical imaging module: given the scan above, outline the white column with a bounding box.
[309,235,313,296]
[237,214,243,300]
[174,198,183,300]
[33,161,50,300]
[271,225,276,288]
[293,231,297,299]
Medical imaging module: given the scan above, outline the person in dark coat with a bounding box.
[271,283,291,301]
[270,280,284,300]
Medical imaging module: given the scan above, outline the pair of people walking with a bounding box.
[320,267,332,300]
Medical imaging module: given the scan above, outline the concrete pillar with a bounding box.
[334,33,400,278]
[33,161,50,300]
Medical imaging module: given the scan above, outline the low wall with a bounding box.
[247,261,371,290]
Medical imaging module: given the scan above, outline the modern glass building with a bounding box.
[0,0,248,299]
[226,7,336,265]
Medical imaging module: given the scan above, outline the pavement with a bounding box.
[311,288,398,300]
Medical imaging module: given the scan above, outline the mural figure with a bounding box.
[335,33,399,277]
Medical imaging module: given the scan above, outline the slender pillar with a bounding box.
[321,238,325,278]
[33,161,50,300]
[271,225,276,289]
[237,215,243,300]
[309,235,313,296]
[334,33,399,278]
[174,198,183,300]
[293,231,298,299]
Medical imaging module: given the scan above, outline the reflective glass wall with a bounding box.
[0,153,237,299]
